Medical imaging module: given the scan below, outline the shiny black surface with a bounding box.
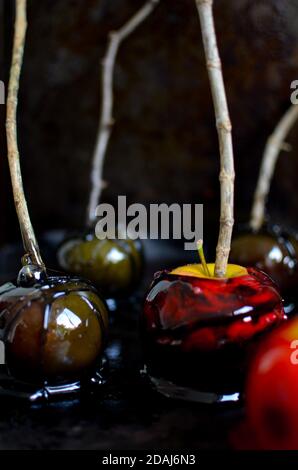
[0,236,241,450]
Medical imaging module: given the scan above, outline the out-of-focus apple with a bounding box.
[246,318,298,450]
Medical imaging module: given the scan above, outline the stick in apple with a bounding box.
[250,104,298,233]
[6,0,44,269]
[195,0,235,278]
[87,0,160,226]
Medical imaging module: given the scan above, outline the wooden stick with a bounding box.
[6,0,44,268]
[195,0,235,277]
[250,104,298,232]
[86,0,160,226]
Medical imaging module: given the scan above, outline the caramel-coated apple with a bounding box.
[2,0,109,402]
[57,232,143,298]
[0,272,108,388]
[230,225,298,312]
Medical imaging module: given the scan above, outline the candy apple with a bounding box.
[0,268,108,400]
[246,318,298,450]
[142,244,285,403]
[230,225,298,313]
[57,231,143,298]
[1,0,109,402]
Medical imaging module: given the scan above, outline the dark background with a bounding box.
[0,0,298,450]
[1,0,298,248]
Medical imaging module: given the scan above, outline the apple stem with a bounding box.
[86,0,160,227]
[195,0,235,278]
[6,0,45,270]
[250,104,298,233]
[197,240,211,277]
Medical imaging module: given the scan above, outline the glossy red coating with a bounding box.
[142,268,285,397]
[246,318,298,449]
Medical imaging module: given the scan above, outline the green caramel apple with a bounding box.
[57,233,143,298]
[0,276,108,385]
[230,226,298,311]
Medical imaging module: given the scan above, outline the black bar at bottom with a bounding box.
[0,450,296,467]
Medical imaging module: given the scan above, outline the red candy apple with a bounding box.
[141,0,287,405]
[142,243,285,403]
[246,318,298,450]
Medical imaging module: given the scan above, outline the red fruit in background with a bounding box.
[246,318,298,449]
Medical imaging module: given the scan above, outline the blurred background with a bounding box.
[1,0,298,251]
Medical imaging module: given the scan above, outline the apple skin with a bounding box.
[142,267,285,397]
[57,232,144,298]
[246,318,298,450]
[230,226,298,312]
[0,276,108,385]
